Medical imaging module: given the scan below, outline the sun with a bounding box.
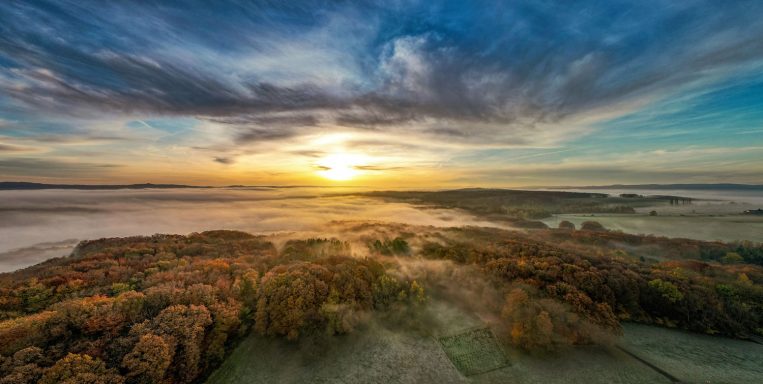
[316,153,363,181]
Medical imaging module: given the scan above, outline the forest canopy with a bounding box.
[0,224,761,383]
[0,231,424,384]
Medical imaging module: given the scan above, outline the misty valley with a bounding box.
[3,2,763,383]
[1,187,761,384]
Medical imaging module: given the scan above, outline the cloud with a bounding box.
[213,156,235,165]
[354,165,407,171]
[1,0,761,149]
[0,143,36,152]
[0,158,120,177]
[0,1,762,186]
[12,134,132,145]
[449,146,763,186]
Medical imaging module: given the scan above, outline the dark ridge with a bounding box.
[365,188,611,199]
[0,182,367,190]
[0,181,209,190]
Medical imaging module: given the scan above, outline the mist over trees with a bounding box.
[419,226,763,349]
[0,231,424,384]
[0,223,761,382]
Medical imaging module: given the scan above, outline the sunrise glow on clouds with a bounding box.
[1,0,762,187]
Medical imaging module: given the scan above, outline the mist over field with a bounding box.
[2,1,763,383]
[1,188,762,384]
[3,187,763,272]
[0,188,503,272]
[540,188,763,243]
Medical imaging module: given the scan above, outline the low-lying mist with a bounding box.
[0,188,505,272]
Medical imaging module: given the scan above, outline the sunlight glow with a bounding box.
[316,153,364,181]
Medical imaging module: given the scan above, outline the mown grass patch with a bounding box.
[438,327,509,376]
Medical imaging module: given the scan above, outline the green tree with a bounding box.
[648,279,684,303]
[721,252,744,264]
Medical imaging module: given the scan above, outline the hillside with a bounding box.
[1,224,761,383]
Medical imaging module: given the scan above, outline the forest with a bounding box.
[419,225,763,348]
[0,231,424,384]
[0,223,761,383]
[360,189,687,221]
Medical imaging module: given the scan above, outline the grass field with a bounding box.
[438,327,509,376]
[620,323,763,384]
[207,299,763,384]
[205,324,674,384]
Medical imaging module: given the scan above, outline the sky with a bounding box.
[0,0,762,187]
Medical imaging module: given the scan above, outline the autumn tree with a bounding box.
[121,334,172,384]
[580,221,606,231]
[39,353,124,384]
[558,220,576,230]
[255,263,331,340]
[0,347,45,384]
[501,286,606,350]
[130,304,212,383]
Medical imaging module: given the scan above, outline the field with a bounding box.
[542,213,763,242]
[539,188,763,242]
[207,301,763,384]
[3,2,762,383]
[206,319,763,384]
[1,190,761,384]
[363,188,763,242]
[438,328,509,376]
[206,296,763,384]
[620,323,763,384]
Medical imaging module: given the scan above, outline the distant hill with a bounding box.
[0,182,355,190]
[544,183,763,191]
[0,182,209,190]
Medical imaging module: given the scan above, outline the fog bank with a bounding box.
[0,188,503,272]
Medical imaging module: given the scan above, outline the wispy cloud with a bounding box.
[0,143,37,152]
[0,1,762,184]
[0,158,120,178]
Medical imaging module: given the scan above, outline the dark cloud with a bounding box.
[335,110,421,129]
[213,156,235,165]
[290,150,326,158]
[342,139,426,152]
[235,126,301,143]
[354,165,406,171]
[206,114,319,127]
[215,113,321,144]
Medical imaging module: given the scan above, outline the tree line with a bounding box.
[420,226,763,350]
[0,232,424,384]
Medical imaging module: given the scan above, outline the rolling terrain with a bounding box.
[1,219,761,383]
